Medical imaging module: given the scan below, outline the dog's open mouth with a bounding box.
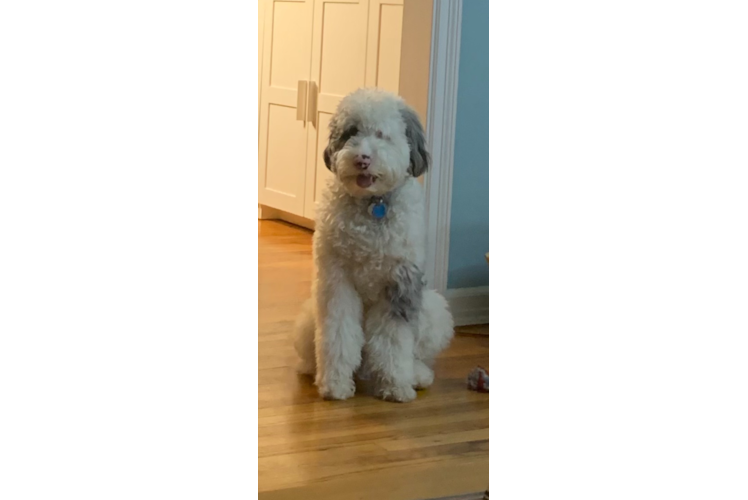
[356,174,376,188]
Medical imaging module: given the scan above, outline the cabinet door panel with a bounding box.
[259,0,314,215]
[365,0,404,92]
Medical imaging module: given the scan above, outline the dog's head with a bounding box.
[323,88,430,197]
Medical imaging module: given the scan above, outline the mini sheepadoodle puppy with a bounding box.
[293,88,454,403]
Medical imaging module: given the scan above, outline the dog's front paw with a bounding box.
[317,377,356,401]
[413,360,434,390]
[377,384,417,403]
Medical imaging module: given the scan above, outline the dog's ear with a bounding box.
[323,114,341,172]
[323,144,333,171]
[400,104,430,177]
[324,113,360,172]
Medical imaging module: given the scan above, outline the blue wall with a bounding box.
[447,0,489,289]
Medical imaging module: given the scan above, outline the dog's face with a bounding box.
[323,89,430,198]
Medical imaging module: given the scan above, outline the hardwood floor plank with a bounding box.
[258,456,489,500]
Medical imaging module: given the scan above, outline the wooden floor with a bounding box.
[258,220,489,500]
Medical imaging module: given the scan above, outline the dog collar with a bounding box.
[368,196,387,219]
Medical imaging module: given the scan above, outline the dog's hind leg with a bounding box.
[292,298,317,375]
[412,290,455,388]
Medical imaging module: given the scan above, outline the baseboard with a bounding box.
[258,204,315,230]
[444,286,489,327]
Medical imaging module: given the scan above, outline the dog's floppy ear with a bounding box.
[323,114,341,172]
[323,118,336,172]
[323,144,333,171]
[400,104,430,177]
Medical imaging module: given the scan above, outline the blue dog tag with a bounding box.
[368,198,387,219]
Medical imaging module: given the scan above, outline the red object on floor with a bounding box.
[467,366,489,393]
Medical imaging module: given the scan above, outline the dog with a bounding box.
[293,88,454,403]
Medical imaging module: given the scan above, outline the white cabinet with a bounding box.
[259,0,404,222]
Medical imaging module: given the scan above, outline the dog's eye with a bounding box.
[340,126,358,142]
[375,130,383,139]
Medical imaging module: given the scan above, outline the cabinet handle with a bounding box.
[296,80,308,122]
[307,81,318,127]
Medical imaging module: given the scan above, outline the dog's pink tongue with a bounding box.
[356,174,373,188]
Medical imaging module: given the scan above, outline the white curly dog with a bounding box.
[293,88,454,403]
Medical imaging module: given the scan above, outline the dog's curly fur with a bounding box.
[293,88,454,403]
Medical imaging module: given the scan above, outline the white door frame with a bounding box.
[423,0,462,293]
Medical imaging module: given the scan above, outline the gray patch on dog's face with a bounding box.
[387,262,425,322]
[323,115,360,172]
[399,104,430,178]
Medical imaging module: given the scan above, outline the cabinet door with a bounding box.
[364,0,404,92]
[258,0,314,215]
[302,0,370,219]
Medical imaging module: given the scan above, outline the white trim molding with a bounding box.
[423,0,462,293]
[445,286,489,327]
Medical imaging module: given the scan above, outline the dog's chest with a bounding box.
[335,213,409,261]
[330,211,416,301]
